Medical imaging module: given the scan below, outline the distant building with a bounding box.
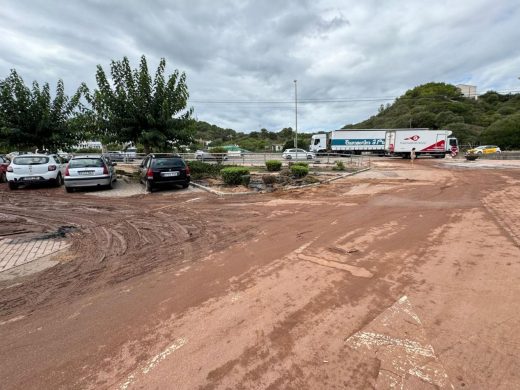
[271,144,284,152]
[456,84,478,99]
[76,141,102,150]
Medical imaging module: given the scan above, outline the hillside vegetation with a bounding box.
[344,82,520,149]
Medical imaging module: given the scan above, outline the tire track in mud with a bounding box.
[0,191,261,317]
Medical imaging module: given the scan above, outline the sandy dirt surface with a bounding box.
[1,158,520,389]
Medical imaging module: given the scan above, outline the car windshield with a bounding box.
[69,158,105,168]
[153,158,185,168]
[13,156,49,165]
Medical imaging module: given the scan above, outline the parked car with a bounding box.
[138,153,190,192]
[64,155,117,193]
[195,150,228,161]
[6,154,65,190]
[466,145,502,155]
[282,148,315,160]
[105,151,125,162]
[0,155,10,183]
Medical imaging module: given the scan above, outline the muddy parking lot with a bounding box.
[1,158,520,389]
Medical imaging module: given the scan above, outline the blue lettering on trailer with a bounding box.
[331,138,385,146]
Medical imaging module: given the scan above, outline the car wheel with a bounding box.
[182,181,189,189]
[306,155,312,160]
[106,179,113,190]
[8,181,18,190]
[145,180,154,193]
[54,173,63,187]
[196,156,202,160]
[65,186,74,193]
[0,172,5,183]
[477,151,482,154]
[285,155,292,160]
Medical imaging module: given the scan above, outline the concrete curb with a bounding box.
[191,166,371,196]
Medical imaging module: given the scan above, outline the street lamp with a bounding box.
[294,80,298,148]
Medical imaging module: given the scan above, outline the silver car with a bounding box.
[64,155,116,192]
[6,154,65,190]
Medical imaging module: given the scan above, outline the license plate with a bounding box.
[23,176,39,181]
[161,171,179,177]
[79,170,95,175]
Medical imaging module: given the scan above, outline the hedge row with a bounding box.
[220,167,250,185]
[187,160,224,179]
[265,160,282,171]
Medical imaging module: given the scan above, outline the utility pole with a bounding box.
[294,80,298,148]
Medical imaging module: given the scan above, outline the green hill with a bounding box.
[343,82,520,149]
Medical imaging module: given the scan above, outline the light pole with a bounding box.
[294,80,298,148]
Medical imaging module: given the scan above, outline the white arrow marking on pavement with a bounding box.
[345,296,453,389]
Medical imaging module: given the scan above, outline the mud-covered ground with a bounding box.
[1,158,520,389]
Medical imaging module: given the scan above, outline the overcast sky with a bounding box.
[1,0,520,133]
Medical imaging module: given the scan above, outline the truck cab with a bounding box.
[310,134,327,153]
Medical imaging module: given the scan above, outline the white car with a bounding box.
[282,148,315,160]
[6,154,65,190]
[195,150,228,160]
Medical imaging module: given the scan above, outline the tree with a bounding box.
[0,69,84,151]
[86,55,193,152]
[480,114,520,149]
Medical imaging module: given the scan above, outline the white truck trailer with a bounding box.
[310,129,389,155]
[384,129,459,158]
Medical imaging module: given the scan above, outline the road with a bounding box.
[1,159,519,389]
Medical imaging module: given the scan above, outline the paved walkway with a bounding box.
[0,236,69,273]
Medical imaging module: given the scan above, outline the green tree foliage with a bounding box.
[85,55,193,152]
[0,70,84,151]
[480,114,520,149]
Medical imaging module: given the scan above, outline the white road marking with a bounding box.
[184,197,201,203]
[345,296,453,389]
[119,337,188,390]
[0,315,25,326]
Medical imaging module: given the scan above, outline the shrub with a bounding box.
[241,174,251,187]
[262,174,276,185]
[290,161,309,168]
[332,160,345,171]
[221,167,250,185]
[265,160,282,171]
[187,160,222,179]
[290,164,309,178]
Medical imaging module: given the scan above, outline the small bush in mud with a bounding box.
[221,167,250,185]
[290,164,309,178]
[262,174,277,185]
[332,160,345,171]
[187,160,223,179]
[289,161,309,168]
[241,174,251,187]
[265,160,282,171]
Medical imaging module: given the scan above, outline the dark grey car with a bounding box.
[138,154,190,192]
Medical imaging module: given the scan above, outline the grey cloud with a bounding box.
[1,0,520,133]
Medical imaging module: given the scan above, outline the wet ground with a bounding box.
[1,158,519,389]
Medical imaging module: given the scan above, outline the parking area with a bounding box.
[1,159,520,389]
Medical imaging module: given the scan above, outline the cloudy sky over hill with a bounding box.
[1,0,519,133]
